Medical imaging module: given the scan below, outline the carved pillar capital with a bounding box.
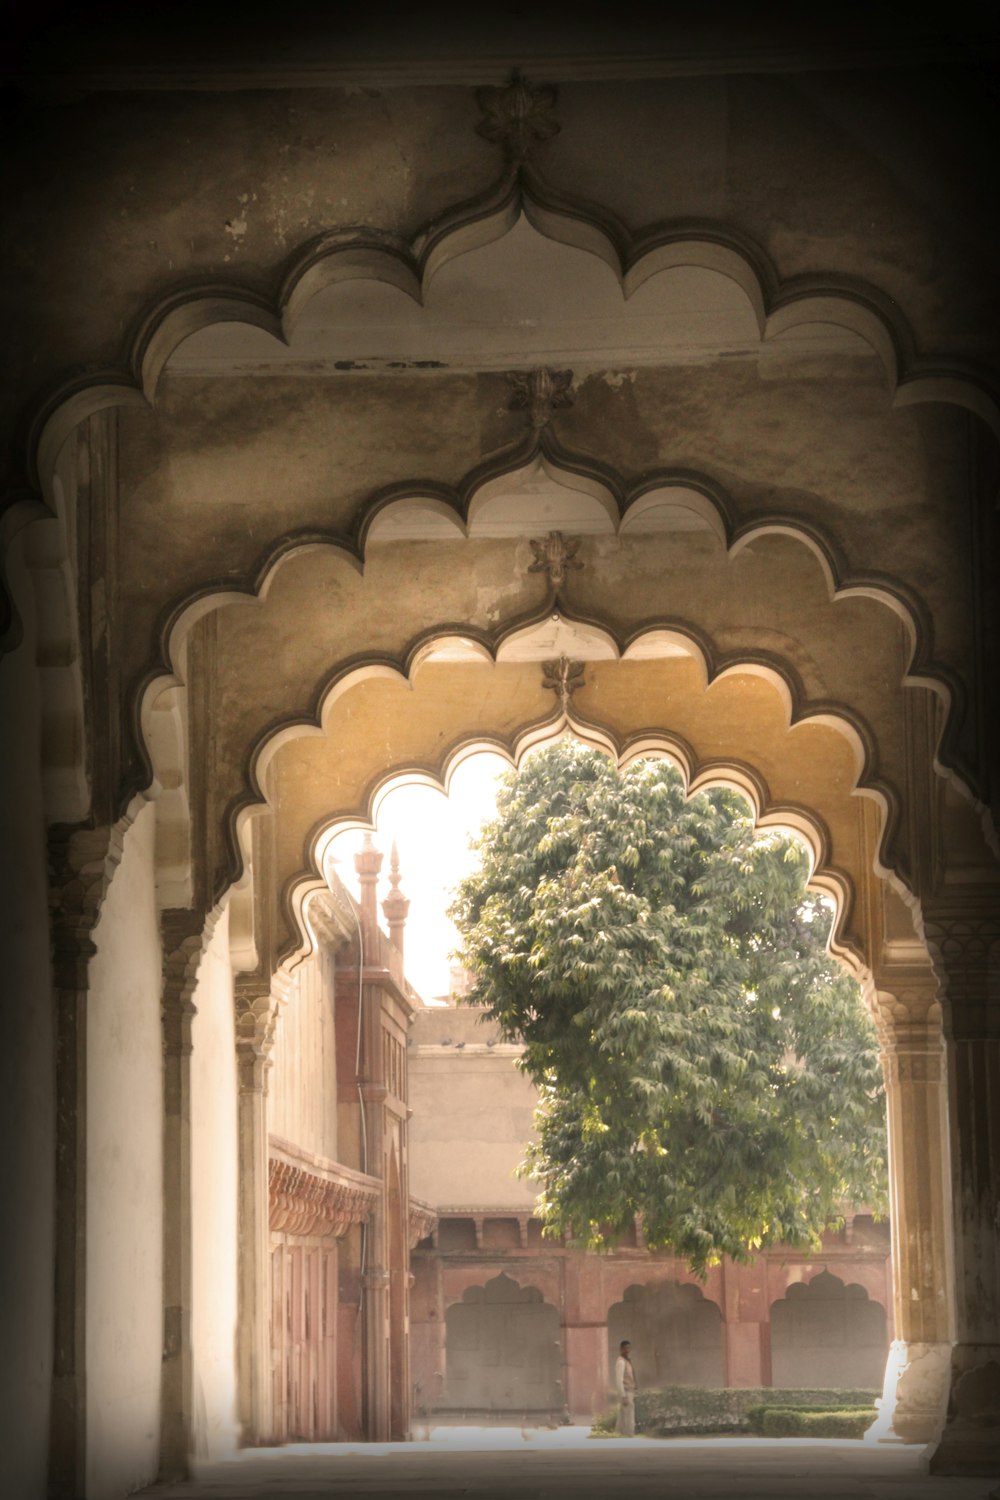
[918,897,1000,1040]
[161,907,217,1058]
[234,982,280,1089]
[48,820,128,982]
[872,976,944,1081]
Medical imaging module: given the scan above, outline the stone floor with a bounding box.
[142,1426,1000,1500]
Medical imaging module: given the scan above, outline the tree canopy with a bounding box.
[450,741,887,1273]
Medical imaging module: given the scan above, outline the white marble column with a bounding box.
[922,902,1000,1477]
[867,979,952,1444]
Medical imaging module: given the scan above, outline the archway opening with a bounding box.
[443,1273,562,1419]
[770,1270,888,1390]
[320,734,892,1429]
[608,1282,725,1390]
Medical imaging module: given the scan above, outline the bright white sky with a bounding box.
[325,751,510,1002]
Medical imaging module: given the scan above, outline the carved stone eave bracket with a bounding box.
[408,1200,438,1250]
[234,980,290,1104]
[48,819,133,983]
[307,881,358,949]
[161,905,224,1056]
[268,1138,379,1238]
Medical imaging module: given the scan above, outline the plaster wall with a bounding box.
[408,1007,538,1211]
[0,535,54,1499]
[190,905,239,1460]
[85,801,163,1500]
[269,949,338,1161]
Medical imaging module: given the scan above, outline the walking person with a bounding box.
[615,1338,637,1435]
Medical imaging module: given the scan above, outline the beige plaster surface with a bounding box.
[409,1007,538,1213]
[268,950,339,1164]
[190,907,240,1462]
[86,803,163,1499]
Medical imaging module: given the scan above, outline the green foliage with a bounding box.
[451,743,887,1273]
[590,1387,879,1438]
[752,1407,875,1438]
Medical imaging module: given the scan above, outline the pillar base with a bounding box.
[925,1346,1000,1477]
[865,1339,950,1445]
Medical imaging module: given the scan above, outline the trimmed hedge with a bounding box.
[755,1407,875,1438]
[591,1386,878,1438]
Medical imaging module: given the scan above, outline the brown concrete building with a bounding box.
[1,7,999,1495]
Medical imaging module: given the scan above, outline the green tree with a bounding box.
[450,741,887,1274]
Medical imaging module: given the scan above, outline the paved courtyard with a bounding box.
[142,1426,1000,1500]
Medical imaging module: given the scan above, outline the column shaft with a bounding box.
[47,824,126,1497]
[868,998,952,1444]
[360,974,391,1442]
[160,997,195,1477]
[923,906,1000,1476]
[236,1041,273,1445]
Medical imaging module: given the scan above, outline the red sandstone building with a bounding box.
[264,842,890,1441]
[407,1001,890,1424]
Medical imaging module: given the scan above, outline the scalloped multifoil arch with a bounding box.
[272,712,868,999]
[20,172,1000,514]
[132,444,965,843]
[6,175,991,830]
[216,615,908,979]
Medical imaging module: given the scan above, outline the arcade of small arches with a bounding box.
[408,1259,891,1419]
[2,49,999,1500]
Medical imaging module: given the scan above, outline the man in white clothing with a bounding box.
[615,1339,637,1435]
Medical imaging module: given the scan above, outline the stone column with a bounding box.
[159,910,216,1480]
[360,1067,390,1441]
[234,983,280,1447]
[922,903,1000,1477]
[354,837,391,1441]
[46,822,126,1498]
[867,978,952,1444]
